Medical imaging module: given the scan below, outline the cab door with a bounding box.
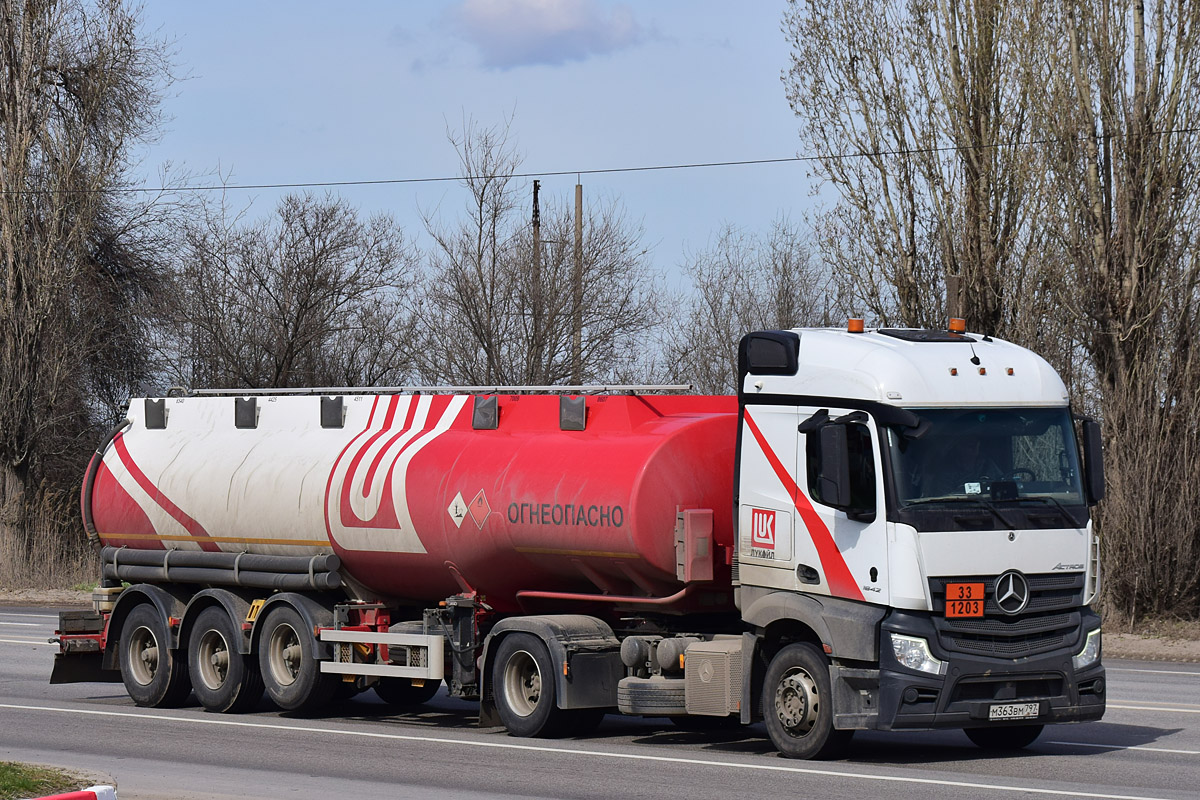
[794,406,888,604]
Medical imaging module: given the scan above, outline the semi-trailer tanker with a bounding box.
[53,322,1107,759]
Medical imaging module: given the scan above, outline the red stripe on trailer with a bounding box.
[112,434,220,552]
[742,410,863,602]
[92,461,164,549]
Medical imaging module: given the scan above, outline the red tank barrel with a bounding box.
[89,393,738,614]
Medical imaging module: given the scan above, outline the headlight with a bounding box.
[890,633,947,676]
[1073,628,1102,671]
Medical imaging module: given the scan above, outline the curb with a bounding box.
[32,786,116,800]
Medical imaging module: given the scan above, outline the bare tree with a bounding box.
[1035,0,1200,620]
[667,218,827,393]
[783,0,1048,336]
[162,193,418,389]
[417,119,661,386]
[0,0,177,583]
[783,0,1200,621]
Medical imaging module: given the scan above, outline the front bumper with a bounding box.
[865,610,1105,730]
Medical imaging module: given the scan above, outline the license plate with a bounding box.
[945,582,985,618]
[989,702,1040,721]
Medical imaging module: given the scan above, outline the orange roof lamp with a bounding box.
[948,318,967,334]
[847,318,865,334]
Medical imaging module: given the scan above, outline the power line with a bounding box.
[6,125,1200,195]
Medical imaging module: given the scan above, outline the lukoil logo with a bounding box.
[750,508,777,550]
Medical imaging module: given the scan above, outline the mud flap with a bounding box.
[50,652,122,684]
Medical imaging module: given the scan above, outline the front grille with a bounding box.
[928,573,1084,659]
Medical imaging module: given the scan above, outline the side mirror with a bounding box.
[1082,419,1105,505]
[818,424,852,507]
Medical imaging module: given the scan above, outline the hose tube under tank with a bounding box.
[81,419,132,551]
[101,548,342,591]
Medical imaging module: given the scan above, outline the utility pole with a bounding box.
[572,180,583,385]
[946,272,963,323]
[531,180,543,382]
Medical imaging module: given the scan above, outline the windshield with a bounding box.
[886,408,1087,530]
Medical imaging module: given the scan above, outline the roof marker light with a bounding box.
[978,367,987,375]
[949,368,958,376]
[1007,367,1014,376]
[847,318,865,334]
[949,318,967,333]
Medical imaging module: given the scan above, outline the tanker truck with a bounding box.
[52,322,1106,759]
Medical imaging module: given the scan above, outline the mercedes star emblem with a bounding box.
[995,570,1030,615]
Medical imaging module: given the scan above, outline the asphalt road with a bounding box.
[2,606,1199,800]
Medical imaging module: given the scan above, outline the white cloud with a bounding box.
[447,0,644,69]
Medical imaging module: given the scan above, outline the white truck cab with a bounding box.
[734,323,1104,757]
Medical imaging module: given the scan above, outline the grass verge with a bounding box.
[0,761,88,799]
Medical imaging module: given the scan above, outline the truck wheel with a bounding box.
[374,677,441,707]
[119,603,191,708]
[493,633,567,737]
[257,605,336,713]
[188,606,263,713]
[762,643,851,760]
[965,724,1044,750]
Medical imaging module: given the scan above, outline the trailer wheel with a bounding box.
[373,677,441,707]
[119,603,191,708]
[188,606,263,713]
[257,605,336,713]
[493,633,567,737]
[762,643,851,760]
[965,724,1044,750]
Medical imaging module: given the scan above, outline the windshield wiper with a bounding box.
[1003,495,1080,526]
[902,496,1020,529]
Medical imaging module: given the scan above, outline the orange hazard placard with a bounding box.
[945,582,985,618]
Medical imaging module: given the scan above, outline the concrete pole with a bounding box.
[572,182,583,384]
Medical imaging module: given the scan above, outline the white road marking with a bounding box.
[0,613,57,620]
[0,621,42,627]
[0,702,1182,800]
[1108,703,1200,715]
[1048,740,1200,755]
[1108,668,1200,677]
[0,637,55,647]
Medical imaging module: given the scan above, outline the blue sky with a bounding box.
[137,1,814,286]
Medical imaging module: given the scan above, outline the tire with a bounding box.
[187,606,263,713]
[761,643,852,760]
[616,676,687,715]
[492,633,568,737]
[257,604,337,713]
[373,677,441,707]
[119,603,191,708]
[965,724,1044,750]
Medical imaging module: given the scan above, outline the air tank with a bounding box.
[89,393,738,613]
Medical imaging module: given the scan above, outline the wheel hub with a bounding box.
[503,650,542,717]
[775,667,819,738]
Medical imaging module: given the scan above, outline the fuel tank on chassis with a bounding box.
[90,393,738,612]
